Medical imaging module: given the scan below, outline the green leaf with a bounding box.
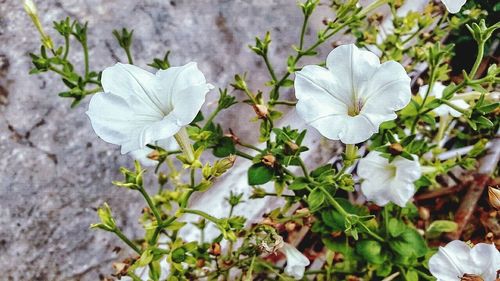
[307,187,325,211]
[247,163,273,185]
[171,247,187,263]
[356,240,386,264]
[213,137,236,157]
[387,218,406,237]
[426,220,457,236]
[390,228,427,260]
[288,177,309,190]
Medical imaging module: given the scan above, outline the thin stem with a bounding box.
[63,35,70,60]
[270,100,297,106]
[298,157,311,181]
[125,47,134,64]
[138,186,162,226]
[82,40,89,78]
[235,149,254,160]
[263,54,278,82]
[202,108,221,130]
[114,228,141,254]
[181,208,220,225]
[383,206,390,238]
[238,142,263,152]
[299,14,310,50]
[469,40,484,79]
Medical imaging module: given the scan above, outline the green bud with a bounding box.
[250,186,267,199]
[91,203,116,231]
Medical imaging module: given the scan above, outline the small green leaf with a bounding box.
[247,163,273,185]
[171,247,187,263]
[213,137,236,157]
[307,187,325,211]
[426,220,457,236]
[356,240,386,265]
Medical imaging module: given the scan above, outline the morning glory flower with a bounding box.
[441,0,467,14]
[281,243,310,280]
[86,62,212,160]
[429,240,500,281]
[419,82,469,117]
[357,151,421,207]
[294,44,411,144]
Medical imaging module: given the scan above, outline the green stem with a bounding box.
[235,149,254,160]
[125,47,134,64]
[263,53,278,82]
[114,228,141,254]
[238,142,263,152]
[299,14,310,51]
[469,40,484,79]
[81,40,89,78]
[181,208,220,225]
[441,99,469,116]
[202,108,221,130]
[270,100,297,106]
[138,186,163,227]
[298,157,311,181]
[63,35,70,60]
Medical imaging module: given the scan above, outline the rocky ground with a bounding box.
[0,0,344,280]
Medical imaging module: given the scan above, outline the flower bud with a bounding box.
[209,242,221,256]
[419,206,430,220]
[253,104,268,119]
[215,155,236,175]
[488,186,500,210]
[158,172,168,186]
[284,141,300,155]
[112,262,129,277]
[23,0,37,15]
[389,143,404,156]
[147,150,160,161]
[262,154,276,168]
[460,274,484,281]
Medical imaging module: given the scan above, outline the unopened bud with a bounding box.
[158,172,168,186]
[285,222,297,232]
[485,232,494,244]
[216,155,236,174]
[460,274,484,281]
[488,186,500,210]
[196,259,205,268]
[295,208,310,216]
[253,104,268,119]
[23,0,37,15]
[389,143,404,156]
[210,242,221,256]
[284,141,300,155]
[418,206,430,220]
[262,154,276,167]
[147,150,160,161]
[112,262,129,277]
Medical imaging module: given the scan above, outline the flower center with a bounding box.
[348,98,364,116]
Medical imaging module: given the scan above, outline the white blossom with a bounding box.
[429,240,500,281]
[419,82,469,117]
[86,62,212,161]
[441,0,467,14]
[357,151,421,207]
[281,243,310,280]
[294,44,411,144]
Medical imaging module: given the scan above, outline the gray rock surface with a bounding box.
[0,0,340,280]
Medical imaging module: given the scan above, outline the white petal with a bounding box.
[86,92,152,151]
[156,62,211,119]
[393,155,422,183]
[419,82,446,99]
[360,179,391,206]
[441,0,466,13]
[388,180,415,207]
[131,115,182,154]
[295,65,351,109]
[361,61,411,112]
[326,44,380,97]
[338,114,378,144]
[101,63,164,115]
[470,243,500,280]
[429,240,476,280]
[282,243,310,280]
[357,151,391,179]
[170,84,212,126]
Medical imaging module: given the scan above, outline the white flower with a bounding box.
[86,62,212,160]
[294,44,411,144]
[281,243,310,280]
[419,82,469,117]
[357,151,421,207]
[441,0,467,14]
[429,240,500,281]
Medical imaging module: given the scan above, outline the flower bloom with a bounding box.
[357,151,421,207]
[294,44,411,144]
[281,243,310,280]
[429,240,500,281]
[86,62,212,161]
[441,0,467,14]
[419,82,469,117]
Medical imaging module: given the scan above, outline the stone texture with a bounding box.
[0,0,340,280]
